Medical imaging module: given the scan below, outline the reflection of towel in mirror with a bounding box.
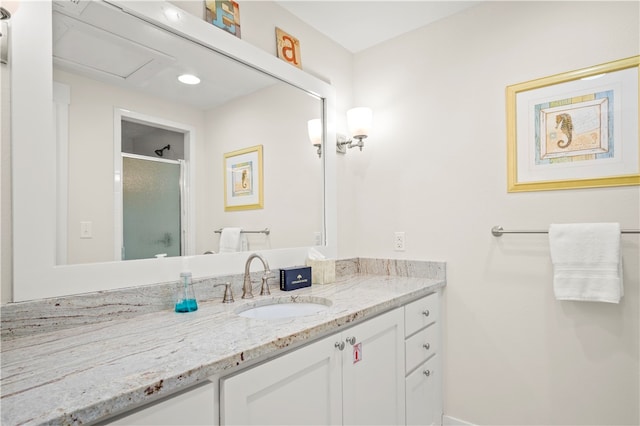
[549,223,622,303]
[219,228,242,253]
[240,234,249,251]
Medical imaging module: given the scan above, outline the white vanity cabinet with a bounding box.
[220,307,405,425]
[404,292,442,425]
[96,291,443,426]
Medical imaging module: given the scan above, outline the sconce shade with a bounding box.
[0,0,19,19]
[347,107,372,139]
[307,118,322,145]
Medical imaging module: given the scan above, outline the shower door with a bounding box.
[122,155,183,260]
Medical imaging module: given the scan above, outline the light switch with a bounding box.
[80,221,92,239]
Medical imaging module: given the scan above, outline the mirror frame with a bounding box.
[10,0,337,302]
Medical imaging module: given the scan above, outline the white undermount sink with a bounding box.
[236,297,332,319]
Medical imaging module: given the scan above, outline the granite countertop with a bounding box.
[1,269,445,425]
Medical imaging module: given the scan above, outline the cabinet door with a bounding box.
[406,355,441,426]
[220,334,342,425]
[102,380,216,425]
[342,308,405,426]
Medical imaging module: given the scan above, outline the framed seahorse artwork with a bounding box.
[223,145,264,211]
[506,56,639,192]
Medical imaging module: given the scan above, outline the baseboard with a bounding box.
[443,414,475,426]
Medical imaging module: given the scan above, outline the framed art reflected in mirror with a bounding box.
[224,145,264,211]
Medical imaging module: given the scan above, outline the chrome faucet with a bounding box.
[242,253,271,299]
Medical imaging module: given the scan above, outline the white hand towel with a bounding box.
[549,223,622,303]
[219,227,242,253]
[239,233,249,251]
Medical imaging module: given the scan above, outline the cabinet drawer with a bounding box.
[405,324,438,374]
[406,355,440,426]
[405,292,439,337]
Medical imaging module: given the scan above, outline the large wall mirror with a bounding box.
[10,0,337,302]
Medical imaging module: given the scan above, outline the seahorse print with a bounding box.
[555,113,573,148]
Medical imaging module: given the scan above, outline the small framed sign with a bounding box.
[353,343,362,364]
[205,0,241,38]
[276,27,302,69]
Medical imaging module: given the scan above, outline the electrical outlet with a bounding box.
[394,232,405,251]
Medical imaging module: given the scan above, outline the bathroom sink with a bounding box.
[236,297,331,319]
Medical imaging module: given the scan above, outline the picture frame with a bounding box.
[506,56,639,192]
[224,145,263,211]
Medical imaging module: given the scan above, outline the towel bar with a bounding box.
[215,228,270,235]
[491,225,640,237]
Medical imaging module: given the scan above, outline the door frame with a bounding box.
[113,108,196,260]
[53,82,70,265]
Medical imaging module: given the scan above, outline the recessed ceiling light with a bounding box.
[178,74,201,85]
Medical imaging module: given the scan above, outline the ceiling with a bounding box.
[276,1,481,53]
[52,1,277,110]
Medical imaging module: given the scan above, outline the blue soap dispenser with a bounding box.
[175,271,198,313]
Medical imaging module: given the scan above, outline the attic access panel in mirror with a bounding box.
[52,0,325,265]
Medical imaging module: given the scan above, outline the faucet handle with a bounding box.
[260,274,273,296]
[214,282,235,303]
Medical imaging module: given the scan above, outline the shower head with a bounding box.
[154,144,171,157]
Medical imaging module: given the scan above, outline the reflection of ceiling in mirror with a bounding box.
[52,1,277,110]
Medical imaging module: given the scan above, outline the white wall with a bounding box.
[351,2,639,424]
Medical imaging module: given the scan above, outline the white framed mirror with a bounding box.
[10,0,337,302]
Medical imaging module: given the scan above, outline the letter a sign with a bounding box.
[276,27,302,69]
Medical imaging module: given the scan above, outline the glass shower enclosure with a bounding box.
[122,155,183,260]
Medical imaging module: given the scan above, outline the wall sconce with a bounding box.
[307,107,373,158]
[0,1,19,20]
[337,107,373,154]
[0,0,18,65]
[307,118,322,158]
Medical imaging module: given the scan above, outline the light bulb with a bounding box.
[178,74,201,85]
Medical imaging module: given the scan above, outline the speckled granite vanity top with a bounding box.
[1,258,445,425]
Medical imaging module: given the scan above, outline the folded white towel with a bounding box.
[549,223,622,303]
[219,227,242,253]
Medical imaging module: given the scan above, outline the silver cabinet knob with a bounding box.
[422,309,430,317]
[423,370,431,377]
[335,341,345,351]
[423,343,431,350]
[345,336,357,345]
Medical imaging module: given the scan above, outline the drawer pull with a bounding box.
[423,343,431,350]
[423,370,431,377]
[422,310,430,317]
[335,341,345,351]
[345,336,357,345]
